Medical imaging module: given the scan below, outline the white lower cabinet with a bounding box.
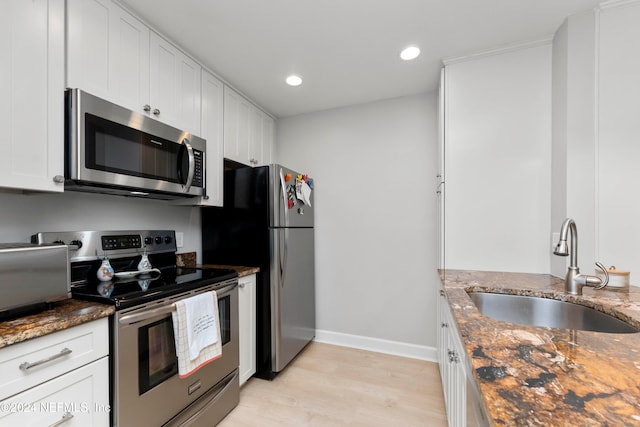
[0,357,109,427]
[238,274,256,385]
[0,319,109,427]
[438,287,466,427]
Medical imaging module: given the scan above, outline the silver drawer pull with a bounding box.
[49,411,74,427]
[19,347,72,371]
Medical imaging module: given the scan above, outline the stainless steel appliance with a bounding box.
[0,243,70,318]
[202,164,315,379]
[65,89,206,199]
[32,230,239,427]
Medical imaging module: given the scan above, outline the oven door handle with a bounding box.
[118,282,238,325]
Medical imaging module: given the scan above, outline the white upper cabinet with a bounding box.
[174,69,224,207]
[224,85,275,167]
[0,0,65,192]
[224,85,251,164]
[67,0,201,136]
[67,0,150,114]
[149,32,201,136]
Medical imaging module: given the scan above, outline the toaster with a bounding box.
[0,243,70,317]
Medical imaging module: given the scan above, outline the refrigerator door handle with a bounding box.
[281,228,288,288]
[279,168,290,228]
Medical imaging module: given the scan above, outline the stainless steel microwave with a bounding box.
[65,89,206,199]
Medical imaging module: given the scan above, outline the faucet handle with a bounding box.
[594,262,609,290]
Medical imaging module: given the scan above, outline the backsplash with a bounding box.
[0,191,202,262]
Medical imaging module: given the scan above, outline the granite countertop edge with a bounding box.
[201,264,260,278]
[0,299,114,349]
[441,269,640,427]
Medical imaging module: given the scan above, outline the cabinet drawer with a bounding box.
[0,319,108,401]
[0,357,109,427]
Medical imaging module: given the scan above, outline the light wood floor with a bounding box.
[219,342,448,426]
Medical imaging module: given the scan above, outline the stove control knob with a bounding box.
[154,236,162,244]
[144,237,153,245]
[164,236,173,244]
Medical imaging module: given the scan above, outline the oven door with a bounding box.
[113,281,239,427]
[66,88,206,197]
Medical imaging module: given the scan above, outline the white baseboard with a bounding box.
[313,329,437,363]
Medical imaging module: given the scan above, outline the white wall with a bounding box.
[444,43,552,274]
[276,92,439,360]
[0,191,202,258]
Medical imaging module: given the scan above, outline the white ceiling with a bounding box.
[118,0,602,118]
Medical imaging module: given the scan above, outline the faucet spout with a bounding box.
[553,218,609,295]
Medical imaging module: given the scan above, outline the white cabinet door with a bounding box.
[224,85,251,165]
[175,69,224,206]
[437,289,466,427]
[149,32,201,136]
[225,85,275,167]
[248,107,263,166]
[257,110,275,166]
[67,0,150,113]
[238,274,256,386]
[200,70,224,206]
[0,0,64,192]
[0,357,109,427]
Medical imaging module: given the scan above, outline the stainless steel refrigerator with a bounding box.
[201,164,315,379]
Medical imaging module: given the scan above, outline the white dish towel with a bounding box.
[171,291,222,378]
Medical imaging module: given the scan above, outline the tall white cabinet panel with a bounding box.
[149,32,201,136]
[597,2,640,285]
[238,274,256,386]
[67,0,150,113]
[442,44,552,273]
[0,0,64,192]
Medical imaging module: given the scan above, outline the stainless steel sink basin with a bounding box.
[468,292,639,333]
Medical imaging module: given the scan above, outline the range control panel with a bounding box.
[32,230,177,262]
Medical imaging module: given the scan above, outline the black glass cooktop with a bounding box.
[71,266,238,309]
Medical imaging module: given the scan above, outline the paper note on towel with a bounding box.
[183,293,219,360]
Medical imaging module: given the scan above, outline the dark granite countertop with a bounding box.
[441,269,640,426]
[0,299,114,349]
[202,264,260,278]
[176,252,259,278]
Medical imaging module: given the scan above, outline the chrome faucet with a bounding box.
[553,218,609,295]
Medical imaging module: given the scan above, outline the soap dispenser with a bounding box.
[97,257,114,282]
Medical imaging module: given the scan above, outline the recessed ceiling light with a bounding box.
[286,75,302,86]
[400,46,420,61]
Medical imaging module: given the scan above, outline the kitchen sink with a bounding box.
[467,292,639,333]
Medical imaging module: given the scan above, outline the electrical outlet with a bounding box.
[176,232,184,248]
[551,232,560,250]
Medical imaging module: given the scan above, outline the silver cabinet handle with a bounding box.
[239,282,245,288]
[153,108,160,116]
[49,412,74,427]
[143,104,151,112]
[19,347,72,371]
[52,175,65,183]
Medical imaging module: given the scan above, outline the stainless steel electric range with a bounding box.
[32,230,240,427]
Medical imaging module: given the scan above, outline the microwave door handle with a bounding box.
[182,138,195,192]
